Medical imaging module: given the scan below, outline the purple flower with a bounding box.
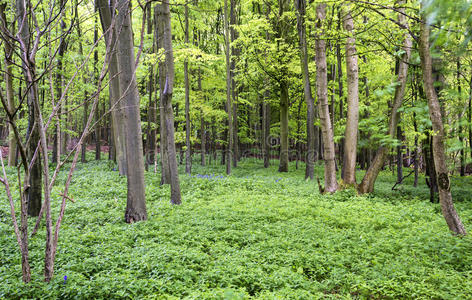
[64,275,67,284]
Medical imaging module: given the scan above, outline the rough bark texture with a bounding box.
[342,7,359,185]
[418,17,466,235]
[294,0,315,180]
[279,80,289,172]
[157,2,182,205]
[357,2,412,194]
[116,0,147,223]
[315,4,338,193]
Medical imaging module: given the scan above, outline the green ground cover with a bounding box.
[1,158,471,299]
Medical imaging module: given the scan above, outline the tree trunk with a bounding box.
[230,0,239,167]
[315,4,338,193]
[279,80,289,172]
[116,0,147,222]
[341,7,359,185]
[224,0,233,175]
[418,16,466,235]
[157,2,182,205]
[184,3,191,174]
[358,2,411,193]
[1,6,17,167]
[146,4,156,172]
[294,0,315,180]
[97,0,127,175]
[263,87,271,168]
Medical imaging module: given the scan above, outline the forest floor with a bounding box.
[1,156,472,299]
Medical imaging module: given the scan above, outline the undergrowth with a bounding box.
[0,157,471,299]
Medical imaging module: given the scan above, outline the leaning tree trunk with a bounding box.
[294,0,315,180]
[157,2,182,205]
[315,3,338,193]
[116,0,147,223]
[341,6,359,185]
[418,15,466,235]
[358,1,412,194]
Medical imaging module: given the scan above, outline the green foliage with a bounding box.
[1,159,472,298]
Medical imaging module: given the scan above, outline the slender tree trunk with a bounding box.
[336,13,344,169]
[418,16,466,235]
[201,111,206,166]
[116,0,147,222]
[263,87,271,168]
[279,80,290,172]
[457,61,465,177]
[146,4,156,172]
[341,7,359,185]
[294,0,315,180]
[94,9,101,161]
[358,2,411,193]
[157,2,182,204]
[230,0,239,167]
[184,3,191,174]
[1,7,17,167]
[396,125,403,183]
[224,0,233,175]
[315,4,338,193]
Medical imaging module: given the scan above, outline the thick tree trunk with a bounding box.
[294,0,315,180]
[418,17,466,235]
[98,0,127,175]
[157,2,182,205]
[342,7,359,185]
[315,4,338,193]
[224,0,233,175]
[116,0,147,222]
[358,2,411,194]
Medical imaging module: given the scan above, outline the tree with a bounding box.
[358,0,412,194]
[341,5,359,186]
[294,0,315,180]
[418,11,466,235]
[315,3,338,193]
[116,0,148,222]
[157,2,182,205]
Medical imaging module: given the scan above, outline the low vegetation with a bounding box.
[1,158,471,299]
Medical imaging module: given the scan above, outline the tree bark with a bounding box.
[294,0,315,180]
[97,0,127,175]
[418,16,466,235]
[315,4,338,193]
[116,0,147,222]
[157,2,182,205]
[342,6,359,185]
